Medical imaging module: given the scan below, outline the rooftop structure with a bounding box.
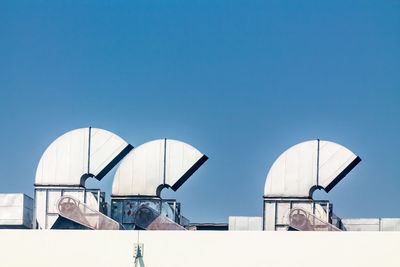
[0,128,399,266]
[0,128,398,233]
[112,138,208,197]
[264,140,361,198]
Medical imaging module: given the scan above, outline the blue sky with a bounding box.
[0,1,399,222]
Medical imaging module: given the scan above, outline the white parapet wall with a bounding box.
[0,230,399,267]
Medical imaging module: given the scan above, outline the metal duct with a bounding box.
[112,139,208,197]
[264,140,361,198]
[35,127,133,186]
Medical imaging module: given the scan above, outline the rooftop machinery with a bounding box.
[111,138,208,229]
[34,127,133,229]
[32,127,207,230]
[263,140,361,231]
[4,126,400,231]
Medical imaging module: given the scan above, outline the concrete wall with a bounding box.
[0,230,399,267]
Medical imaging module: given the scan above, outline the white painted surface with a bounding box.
[0,230,398,267]
[112,139,206,196]
[342,218,400,231]
[228,216,262,230]
[35,189,101,229]
[0,194,33,228]
[263,200,329,230]
[89,128,131,179]
[35,128,130,186]
[318,140,359,190]
[264,140,359,197]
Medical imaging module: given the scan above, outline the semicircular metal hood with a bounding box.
[264,140,361,198]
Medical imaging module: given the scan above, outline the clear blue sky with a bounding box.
[0,1,399,222]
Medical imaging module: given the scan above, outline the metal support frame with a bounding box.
[263,197,333,231]
[34,185,105,229]
[110,196,182,228]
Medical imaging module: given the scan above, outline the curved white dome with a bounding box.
[112,139,208,197]
[35,127,133,186]
[264,140,361,198]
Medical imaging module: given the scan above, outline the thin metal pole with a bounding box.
[316,139,320,186]
[88,126,92,174]
[163,138,167,185]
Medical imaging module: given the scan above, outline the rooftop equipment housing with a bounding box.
[34,127,133,229]
[0,194,33,229]
[263,140,361,231]
[228,216,263,231]
[111,138,207,229]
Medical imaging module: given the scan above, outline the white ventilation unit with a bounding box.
[34,127,133,229]
[264,140,361,198]
[112,138,208,197]
[110,138,207,229]
[263,140,360,231]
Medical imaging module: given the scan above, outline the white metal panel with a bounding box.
[341,218,380,231]
[0,197,23,225]
[47,191,62,213]
[264,140,360,197]
[229,216,262,231]
[0,194,24,206]
[343,224,379,231]
[22,195,34,227]
[263,202,276,230]
[264,141,317,197]
[112,139,207,197]
[318,141,359,191]
[113,140,164,196]
[380,219,400,231]
[34,190,47,229]
[248,217,263,230]
[165,139,204,188]
[276,202,291,225]
[0,208,23,225]
[35,128,131,186]
[35,128,88,186]
[89,128,130,178]
[0,194,33,228]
